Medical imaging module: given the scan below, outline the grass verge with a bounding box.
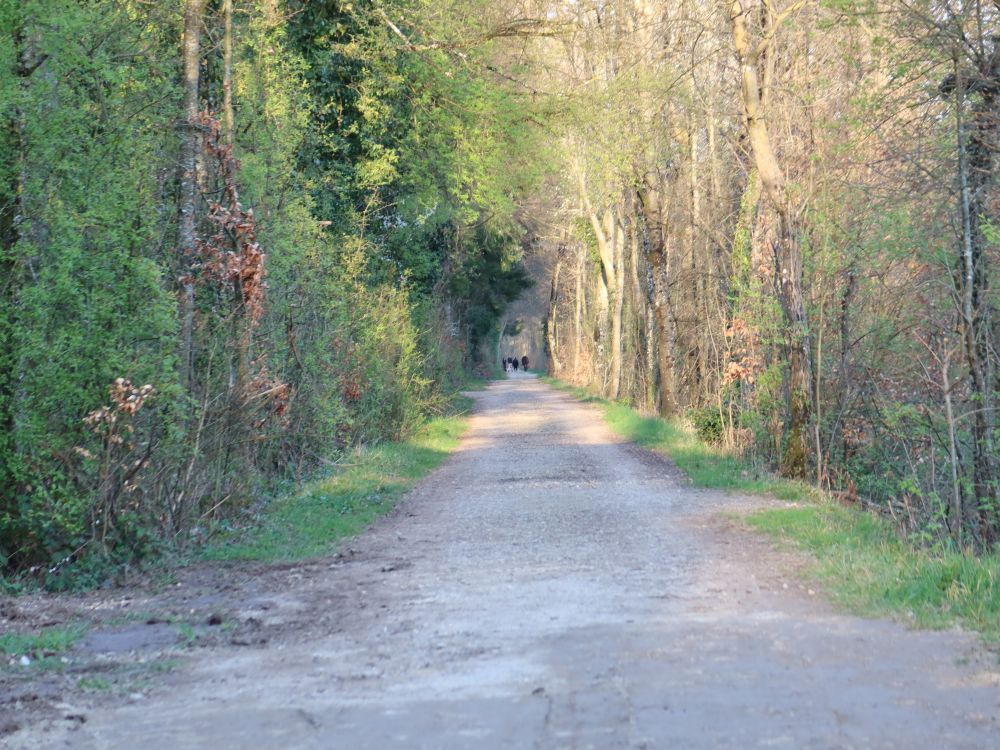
[1,626,84,656]
[542,375,1000,643]
[540,376,814,500]
[459,374,493,391]
[747,504,1000,642]
[199,394,474,563]
[1,624,86,660]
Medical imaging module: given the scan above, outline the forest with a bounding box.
[1,0,998,583]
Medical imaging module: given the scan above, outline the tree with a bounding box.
[179,0,205,393]
[729,0,814,477]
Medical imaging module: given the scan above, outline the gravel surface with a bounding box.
[5,374,999,748]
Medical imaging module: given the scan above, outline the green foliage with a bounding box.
[1,0,536,583]
[0,0,180,572]
[571,217,602,269]
[689,405,724,445]
[729,171,760,293]
[77,676,113,692]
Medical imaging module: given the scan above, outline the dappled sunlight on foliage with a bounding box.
[0,0,534,584]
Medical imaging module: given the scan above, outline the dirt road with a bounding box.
[6,375,999,748]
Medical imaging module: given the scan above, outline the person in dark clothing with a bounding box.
[512,357,518,371]
[521,355,529,371]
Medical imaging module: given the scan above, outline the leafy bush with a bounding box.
[689,405,724,445]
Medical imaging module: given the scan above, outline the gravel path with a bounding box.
[7,375,999,748]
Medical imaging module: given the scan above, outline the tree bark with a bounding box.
[689,116,709,398]
[610,206,626,399]
[222,0,234,147]
[953,51,999,540]
[573,244,584,379]
[638,179,679,417]
[940,348,962,546]
[547,252,563,375]
[573,153,620,393]
[589,208,613,366]
[627,194,650,408]
[179,0,205,394]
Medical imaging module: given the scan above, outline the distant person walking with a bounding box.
[521,355,529,371]
[512,357,519,372]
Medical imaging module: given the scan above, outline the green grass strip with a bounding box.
[200,396,473,563]
[543,376,999,642]
[747,504,1000,642]
[0,624,86,657]
[540,376,815,500]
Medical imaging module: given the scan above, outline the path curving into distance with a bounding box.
[10,375,998,749]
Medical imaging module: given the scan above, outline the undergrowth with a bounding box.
[199,394,474,563]
[542,376,1000,643]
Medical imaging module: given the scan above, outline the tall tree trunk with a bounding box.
[573,244,583,379]
[610,207,626,399]
[940,348,963,546]
[590,208,613,389]
[548,251,563,375]
[179,0,205,394]
[4,12,46,469]
[953,52,999,540]
[729,0,813,476]
[644,254,658,413]
[1,13,30,498]
[638,179,679,417]
[496,314,507,369]
[627,196,649,408]
[573,154,618,392]
[222,0,234,147]
[690,116,709,399]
